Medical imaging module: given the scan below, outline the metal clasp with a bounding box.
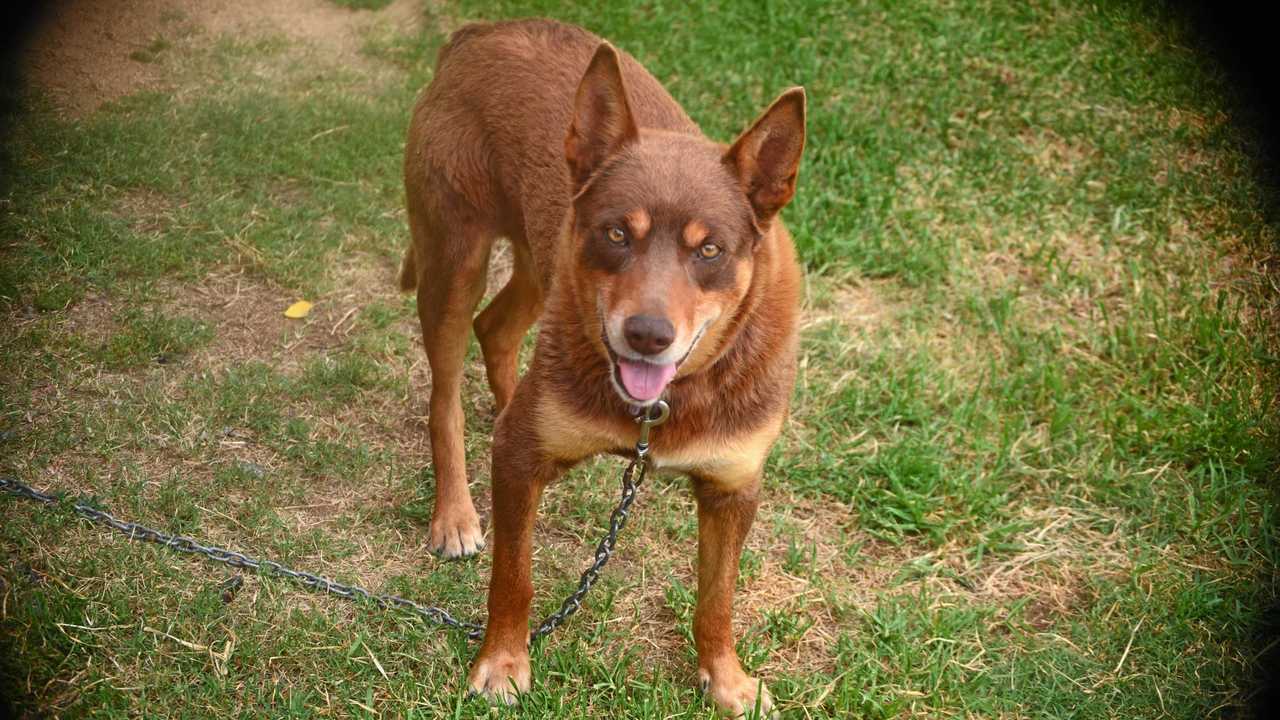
[634,400,671,458]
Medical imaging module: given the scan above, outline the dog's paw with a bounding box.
[467,648,531,705]
[699,665,774,718]
[429,506,485,558]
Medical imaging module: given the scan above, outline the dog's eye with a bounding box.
[697,243,723,260]
[606,226,627,245]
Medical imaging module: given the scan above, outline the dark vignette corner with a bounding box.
[1163,3,1280,715]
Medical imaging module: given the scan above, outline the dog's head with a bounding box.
[564,43,806,407]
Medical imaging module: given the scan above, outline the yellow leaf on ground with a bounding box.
[283,300,313,319]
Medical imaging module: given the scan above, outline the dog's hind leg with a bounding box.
[473,239,543,414]
[409,191,493,559]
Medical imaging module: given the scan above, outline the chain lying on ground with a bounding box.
[0,401,671,644]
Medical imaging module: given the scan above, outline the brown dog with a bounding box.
[401,19,804,716]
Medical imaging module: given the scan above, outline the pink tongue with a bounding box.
[617,359,677,401]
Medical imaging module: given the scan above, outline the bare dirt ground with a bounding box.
[23,0,425,116]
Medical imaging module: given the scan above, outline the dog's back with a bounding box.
[402,19,698,288]
[399,20,709,560]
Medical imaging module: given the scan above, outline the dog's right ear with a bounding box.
[565,43,639,192]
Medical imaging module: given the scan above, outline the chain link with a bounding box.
[531,455,646,640]
[0,403,666,643]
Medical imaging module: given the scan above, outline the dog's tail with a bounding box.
[398,244,418,292]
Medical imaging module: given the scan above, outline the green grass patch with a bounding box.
[329,0,395,10]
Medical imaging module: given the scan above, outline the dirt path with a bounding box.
[22,0,425,116]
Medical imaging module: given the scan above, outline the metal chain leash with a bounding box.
[532,399,668,640]
[0,473,487,639]
[0,401,671,644]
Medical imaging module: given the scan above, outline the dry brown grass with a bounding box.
[24,0,429,115]
[1020,127,1095,178]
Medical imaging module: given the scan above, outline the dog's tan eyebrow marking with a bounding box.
[682,220,710,248]
[625,209,651,239]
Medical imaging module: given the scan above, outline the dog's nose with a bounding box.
[623,315,675,356]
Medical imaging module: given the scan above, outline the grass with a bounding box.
[2,0,1278,717]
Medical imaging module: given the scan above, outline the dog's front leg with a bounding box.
[693,476,773,718]
[467,414,558,704]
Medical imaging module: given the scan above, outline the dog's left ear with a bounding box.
[725,87,807,226]
[566,43,639,192]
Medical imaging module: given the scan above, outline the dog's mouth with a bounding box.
[612,355,678,403]
[603,322,708,405]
